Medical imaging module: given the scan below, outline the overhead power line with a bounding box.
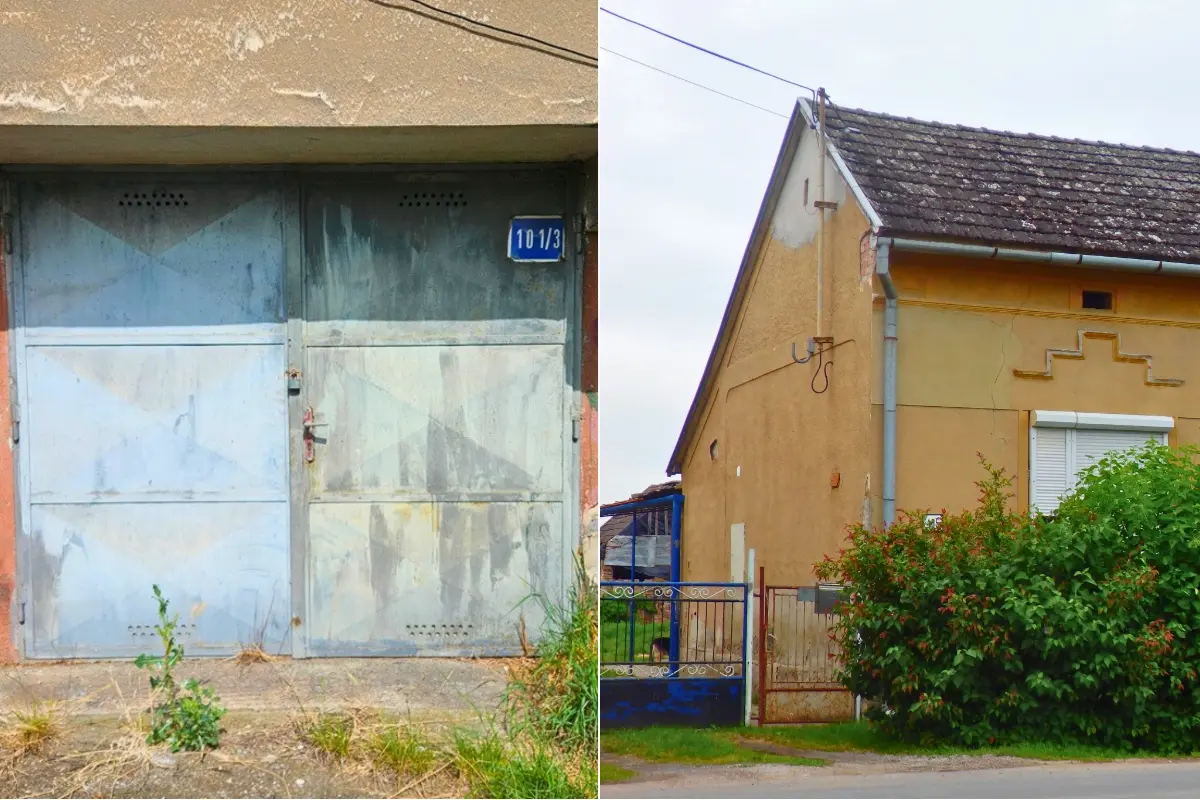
[363,0,598,66]
[601,7,815,92]
[602,48,789,120]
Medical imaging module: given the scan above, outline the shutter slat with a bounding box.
[1033,427,1070,515]
[1074,429,1163,473]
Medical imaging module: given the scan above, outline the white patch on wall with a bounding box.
[771,126,849,249]
[730,523,746,583]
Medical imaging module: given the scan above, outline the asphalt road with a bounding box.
[601,760,1200,798]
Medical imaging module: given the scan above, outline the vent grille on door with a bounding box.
[405,623,473,638]
[399,191,467,208]
[118,192,189,208]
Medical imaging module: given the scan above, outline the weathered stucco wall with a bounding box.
[0,1,596,163]
[680,126,875,587]
[0,1,596,128]
[875,252,1200,520]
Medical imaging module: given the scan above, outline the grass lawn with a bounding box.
[598,763,638,784]
[603,722,1189,765]
[599,619,671,664]
[600,727,826,767]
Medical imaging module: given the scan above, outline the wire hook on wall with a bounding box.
[790,337,855,394]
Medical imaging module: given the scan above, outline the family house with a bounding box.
[0,1,596,662]
[670,98,1200,588]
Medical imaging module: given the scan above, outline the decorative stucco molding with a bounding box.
[1013,330,1184,387]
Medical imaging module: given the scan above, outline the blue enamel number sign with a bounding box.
[509,216,566,262]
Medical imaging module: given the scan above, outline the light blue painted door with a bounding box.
[17,179,292,658]
[301,176,575,656]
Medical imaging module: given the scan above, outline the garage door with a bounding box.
[299,175,575,656]
[15,179,292,658]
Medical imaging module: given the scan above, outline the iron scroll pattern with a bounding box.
[600,581,748,677]
[600,583,745,602]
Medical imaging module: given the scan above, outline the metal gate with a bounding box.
[600,581,748,729]
[757,574,853,724]
[14,177,292,658]
[297,173,577,656]
[12,169,580,659]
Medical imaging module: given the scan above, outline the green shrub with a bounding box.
[817,445,1200,753]
[600,597,655,624]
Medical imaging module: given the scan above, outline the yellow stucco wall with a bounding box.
[679,128,875,586]
[682,204,1200,588]
[0,1,597,163]
[878,251,1200,521]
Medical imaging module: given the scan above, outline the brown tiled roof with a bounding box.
[826,105,1200,263]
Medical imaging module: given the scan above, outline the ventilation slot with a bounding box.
[399,191,467,208]
[405,623,473,637]
[129,622,197,639]
[118,191,189,208]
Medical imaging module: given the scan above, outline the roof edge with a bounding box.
[666,99,812,476]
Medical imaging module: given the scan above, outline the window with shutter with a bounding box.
[1029,411,1171,516]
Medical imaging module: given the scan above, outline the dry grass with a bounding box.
[0,700,63,758]
[292,708,468,797]
[232,643,279,666]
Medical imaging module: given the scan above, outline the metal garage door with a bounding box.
[299,174,576,656]
[14,178,292,658]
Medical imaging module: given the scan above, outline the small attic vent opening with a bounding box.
[400,191,468,208]
[1082,290,1113,310]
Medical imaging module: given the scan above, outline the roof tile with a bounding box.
[826,105,1200,262]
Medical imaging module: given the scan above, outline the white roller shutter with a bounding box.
[1074,429,1166,475]
[1032,427,1070,515]
[1029,412,1171,516]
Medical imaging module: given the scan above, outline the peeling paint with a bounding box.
[271,87,335,111]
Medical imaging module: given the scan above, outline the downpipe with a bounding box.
[876,239,898,526]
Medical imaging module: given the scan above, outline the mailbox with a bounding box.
[816,583,846,615]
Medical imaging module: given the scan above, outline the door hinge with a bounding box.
[10,419,18,444]
[18,602,25,626]
[1,212,12,256]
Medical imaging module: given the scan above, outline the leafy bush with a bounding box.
[599,597,655,624]
[134,585,227,752]
[817,445,1200,753]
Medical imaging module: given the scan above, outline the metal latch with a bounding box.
[286,368,302,393]
[302,407,328,463]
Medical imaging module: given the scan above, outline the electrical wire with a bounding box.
[362,0,597,65]
[601,7,815,93]
[602,48,789,119]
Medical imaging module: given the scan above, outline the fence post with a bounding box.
[757,564,767,726]
[744,548,755,727]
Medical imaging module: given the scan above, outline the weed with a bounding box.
[503,555,598,754]
[0,702,62,757]
[454,731,594,800]
[134,584,226,752]
[303,712,355,760]
[367,723,436,776]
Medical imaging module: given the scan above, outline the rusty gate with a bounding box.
[756,568,854,724]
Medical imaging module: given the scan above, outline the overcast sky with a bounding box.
[598,0,1199,504]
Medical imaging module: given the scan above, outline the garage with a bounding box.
[13,169,580,659]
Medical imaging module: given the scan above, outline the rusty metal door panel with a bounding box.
[16,178,292,658]
[301,176,574,656]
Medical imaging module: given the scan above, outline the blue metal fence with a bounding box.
[600,581,749,729]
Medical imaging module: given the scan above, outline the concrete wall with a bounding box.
[679,126,876,586]
[580,157,599,581]
[878,252,1200,518]
[0,1,595,128]
[0,1,597,163]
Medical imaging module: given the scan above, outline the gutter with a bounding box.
[887,237,1200,277]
